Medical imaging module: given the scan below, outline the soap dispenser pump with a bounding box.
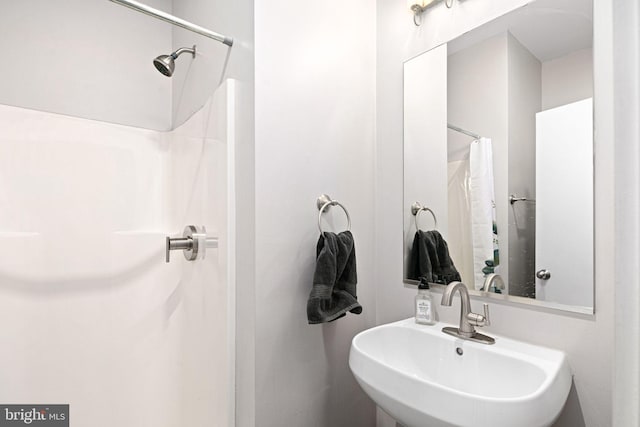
[415,277,436,325]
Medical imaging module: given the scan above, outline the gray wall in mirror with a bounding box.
[403,0,594,314]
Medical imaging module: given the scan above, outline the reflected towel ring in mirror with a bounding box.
[411,202,438,231]
[317,194,352,234]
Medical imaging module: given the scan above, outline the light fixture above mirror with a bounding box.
[408,0,454,26]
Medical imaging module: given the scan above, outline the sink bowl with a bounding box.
[349,318,571,427]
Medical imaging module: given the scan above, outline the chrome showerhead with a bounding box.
[153,55,175,76]
[153,46,196,77]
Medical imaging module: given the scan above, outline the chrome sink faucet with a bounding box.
[482,273,505,293]
[441,281,495,345]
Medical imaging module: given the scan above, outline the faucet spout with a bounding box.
[440,281,495,344]
[440,281,475,336]
[483,273,505,293]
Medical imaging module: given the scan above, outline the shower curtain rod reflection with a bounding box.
[448,123,482,140]
[108,0,233,46]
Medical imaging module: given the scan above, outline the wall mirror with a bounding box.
[403,0,594,314]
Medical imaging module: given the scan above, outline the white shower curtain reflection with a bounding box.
[447,159,474,287]
[469,138,499,290]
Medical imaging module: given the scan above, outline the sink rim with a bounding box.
[351,318,571,403]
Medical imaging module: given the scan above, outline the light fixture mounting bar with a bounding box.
[108,0,233,47]
[409,0,454,26]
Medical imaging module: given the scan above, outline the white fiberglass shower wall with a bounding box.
[0,1,235,426]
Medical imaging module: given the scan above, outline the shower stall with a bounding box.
[0,1,236,426]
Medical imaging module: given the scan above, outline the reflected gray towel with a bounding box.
[409,230,461,284]
[307,231,362,324]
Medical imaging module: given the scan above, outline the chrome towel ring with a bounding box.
[411,202,438,231]
[317,194,351,234]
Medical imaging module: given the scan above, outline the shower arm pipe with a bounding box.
[108,0,233,47]
[172,47,196,58]
[447,123,482,140]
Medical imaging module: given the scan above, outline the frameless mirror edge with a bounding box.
[402,279,595,316]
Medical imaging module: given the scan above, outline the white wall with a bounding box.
[253,0,377,425]
[507,33,541,297]
[171,0,253,127]
[0,0,172,130]
[375,1,614,427]
[166,1,256,424]
[446,31,542,296]
[448,33,510,289]
[542,48,594,110]
[0,0,254,131]
[612,0,640,424]
[404,45,449,280]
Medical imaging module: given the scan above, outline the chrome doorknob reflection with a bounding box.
[536,269,551,280]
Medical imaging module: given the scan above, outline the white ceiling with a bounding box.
[448,0,593,62]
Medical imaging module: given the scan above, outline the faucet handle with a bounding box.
[483,303,491,327]
[467,304,491,327]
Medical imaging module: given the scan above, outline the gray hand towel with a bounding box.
[307,231,362,324]
[409,230,461,284]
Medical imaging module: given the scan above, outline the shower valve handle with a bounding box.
[165,236,193,263]
[165,225,218,263]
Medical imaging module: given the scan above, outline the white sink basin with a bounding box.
[349,318,571,427]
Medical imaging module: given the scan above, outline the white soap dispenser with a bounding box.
[415,277,436,325]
